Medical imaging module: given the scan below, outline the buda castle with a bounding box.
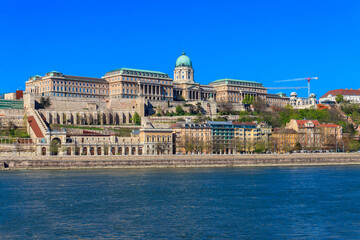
[25,52,290,108]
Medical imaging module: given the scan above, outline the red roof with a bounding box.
[28,116,44,138]
[320,89,360,98]
[232,122,257,126]
[319,124,341,128]
[294,120,320,127]
[169,123,180,128]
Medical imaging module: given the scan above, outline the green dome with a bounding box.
[175,52,192,67]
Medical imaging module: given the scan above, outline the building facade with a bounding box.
[171,121,212,154]
[103,68,173,101]
[209,79,267,103]
[320,89,360,104]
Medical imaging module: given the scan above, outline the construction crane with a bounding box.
[267,86,308,90]
[274,77,318,98]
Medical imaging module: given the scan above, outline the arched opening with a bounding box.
[75,147,80,155]
[66,147,71,155]
[50,138,61,155]
[118,147,122,155]
[111,147,115,155]
[97,147,102,155]
[41,147,46,155]
[83,147,88,155]
[125,147,129,155]
[138,147,143,155]
[104,147,109,155]
[131,147,136,155]
[90,147,95,155]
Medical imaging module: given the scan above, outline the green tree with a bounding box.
[295,142,302,151]
[254,141,266,153]
[349,139,360,151]
[176,105,185,115]
[242,95,254,105]
[131,112,141,125]
[50,139,61,155]
[335,94,344,103]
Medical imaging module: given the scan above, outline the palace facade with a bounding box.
[26,52,289,107]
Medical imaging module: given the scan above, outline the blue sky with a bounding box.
[1,0,360,98]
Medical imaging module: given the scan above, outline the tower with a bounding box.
[173,52,194,83]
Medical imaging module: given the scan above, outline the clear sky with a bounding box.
[1,0,360,98]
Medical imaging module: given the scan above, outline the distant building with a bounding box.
[289,92,317,109]
[4,90,23,100]
[319,89,360,104]
[207,121,235,154]
[232,122,261,152]
[271,128,300,153]
[170,121,212,154]
[209,79,267,103]
[286,119,342,150]
[266,92,290,108]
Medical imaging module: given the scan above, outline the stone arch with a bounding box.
[104,147,109,155]
[90,147,95,155]
[111,147,115,155]
[83,147,88,155]
[118,147,123,155]
[41,147,46,155]
[131,147,136,155]
[122,113,126,123]
[97,147,102,155]
[138,147,143,155]
[102,113,107,125]
[114,113,119,125]
[66,147,71,155]
[128,113,132,123]
[125,147,129,155]
[75,147,80,155]
[50,138,61,155]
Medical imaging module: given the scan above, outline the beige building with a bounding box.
[266,92,290,108]
[209,79,267,103]
[170,121,212,154]
[271,128,300,153]
[103,68,173,101]
[286,119,342,150]
[25,71,109,98]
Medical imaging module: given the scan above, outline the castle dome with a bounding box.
[175,52,192,67]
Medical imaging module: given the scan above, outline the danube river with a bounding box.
[1,166,360,239]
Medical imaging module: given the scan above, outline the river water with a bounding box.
[1,166,360,239]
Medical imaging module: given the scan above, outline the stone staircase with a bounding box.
[26,108,48,141]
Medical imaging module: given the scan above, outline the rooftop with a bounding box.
[106,68,167,75]
[320,89,360,98]
[209,78,261,84]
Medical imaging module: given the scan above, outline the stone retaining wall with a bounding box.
[1,153,360,170]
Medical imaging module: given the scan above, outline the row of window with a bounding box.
[54,86,108,94]
[109,76,172,85]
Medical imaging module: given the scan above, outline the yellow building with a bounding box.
[271,128,300,153]
[170,122,212,154]
[232,122,261,152]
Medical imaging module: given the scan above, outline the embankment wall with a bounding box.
[1,153,360,170]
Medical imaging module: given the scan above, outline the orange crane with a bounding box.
[274,77,318,97]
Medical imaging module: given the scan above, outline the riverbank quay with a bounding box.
[1,153,360,170]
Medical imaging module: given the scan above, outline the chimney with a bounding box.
[350,88,352,90]
[346,88,348,90]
